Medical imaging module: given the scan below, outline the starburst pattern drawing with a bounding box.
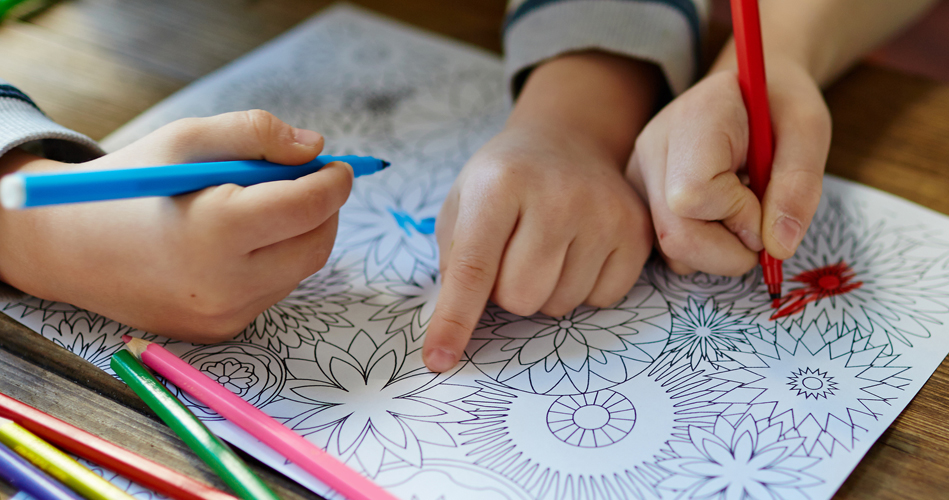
[665,297,756,370]
[721,319,909,457]
[788,367,839,400]
[273,330,476,477]
[657,416,822,500]
[466,284,671,395]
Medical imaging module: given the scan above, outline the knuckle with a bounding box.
[241,109,281,146]
[447,255,493,293]
[665,183,706,218]
[494,290,540,317]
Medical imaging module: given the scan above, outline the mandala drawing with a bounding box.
[720,320,909,457]
[168,342,287,419]
[451,353,763,500]
[466,284,671,395]
[546,390,636,448]
[5,7,949,500]
[273,330,476,478]
[657,415,822,500]
[239,263,359,352]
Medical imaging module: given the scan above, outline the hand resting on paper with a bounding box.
[0,111,352,343]
[423,52,661,373]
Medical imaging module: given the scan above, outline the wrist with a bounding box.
[508,51,662,169]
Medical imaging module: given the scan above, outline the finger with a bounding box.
[435,187,460,274]
[540,239,608,317]
[492,211,571,317]
[652,195,758,277]
[586,223,654,307]
[124,110,325,166]
[200,161,353,251]
[248,213,339,284]
[761,81,831,260]
[424,191,519,373]
[664,72,763,252]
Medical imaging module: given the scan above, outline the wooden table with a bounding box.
[1,1,948,499]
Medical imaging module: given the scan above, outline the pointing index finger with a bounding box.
[424,190,518,372]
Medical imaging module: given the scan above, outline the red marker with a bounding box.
[731,0,783,307]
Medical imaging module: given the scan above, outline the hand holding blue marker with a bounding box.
[0,155,389,209]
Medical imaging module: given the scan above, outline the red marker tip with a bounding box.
[121,335,132,343]
[771,298,781,309]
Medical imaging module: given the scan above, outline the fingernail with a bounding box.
[292,127,322,147]
[773,215,803,253]
[424,348,458,373]
[738,229,764,252]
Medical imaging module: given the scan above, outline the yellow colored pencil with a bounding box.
[0,416,135,500]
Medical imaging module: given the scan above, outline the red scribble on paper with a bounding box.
[771,261,863,319]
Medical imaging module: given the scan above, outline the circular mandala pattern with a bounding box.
[546,390,635,448]
[176,343,287,419]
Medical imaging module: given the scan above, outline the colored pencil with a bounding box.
[110,350,281,500]
[0,154,390,209]
[0,391,238,500]
[0,439,83,500]
[0,416,135,500]
[730,0,784,305]
[124,336,399,500]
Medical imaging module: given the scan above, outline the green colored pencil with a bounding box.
[110,350,281,500]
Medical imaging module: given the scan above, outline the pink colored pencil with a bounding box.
[122,336,398,500]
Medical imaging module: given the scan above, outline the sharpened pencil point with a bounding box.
[381,160,391,169]
[121,334,132,343]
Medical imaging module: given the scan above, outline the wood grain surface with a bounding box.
[0,1,948,499]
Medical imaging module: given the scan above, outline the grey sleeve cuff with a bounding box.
[504,0,709,99]
[0,81,104,163]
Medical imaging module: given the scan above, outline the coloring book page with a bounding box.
[5,4,949,499]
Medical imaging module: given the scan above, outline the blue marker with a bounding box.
[0,155,389,209]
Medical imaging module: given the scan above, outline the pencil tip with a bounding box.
[381,160,391,169]
[121,335,131,343]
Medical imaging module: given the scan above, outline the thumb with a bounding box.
[131,110,324,166]
[761,77,831,260]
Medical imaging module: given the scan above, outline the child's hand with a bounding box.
[0,110,352,343]
[423,124,654,372]
[626,56,831,276]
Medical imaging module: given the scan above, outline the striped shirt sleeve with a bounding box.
[503,0,710,98]
[0,78,103,163]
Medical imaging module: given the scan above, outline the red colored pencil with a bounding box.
[730,0,783,306]
[0,391,238,500]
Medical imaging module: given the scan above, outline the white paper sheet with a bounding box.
[6,5,949,499]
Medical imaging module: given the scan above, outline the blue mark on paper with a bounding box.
[388,208,435,236]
